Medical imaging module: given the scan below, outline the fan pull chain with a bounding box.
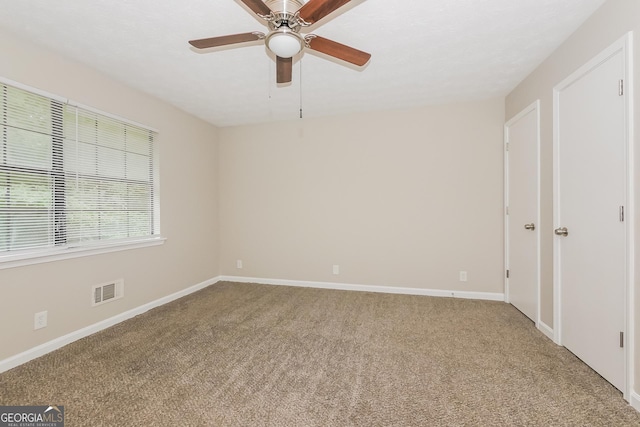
[299,58,303,119]
[268,55,272,101]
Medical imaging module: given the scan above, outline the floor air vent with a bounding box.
[92,279,124,306]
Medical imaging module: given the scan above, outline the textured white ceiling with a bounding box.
[0,0,606,127]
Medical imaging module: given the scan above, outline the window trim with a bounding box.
[0,236,166,270]
[0,76,164,269]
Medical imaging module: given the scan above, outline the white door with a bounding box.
[554,39,628,392]
[505,102,539,323]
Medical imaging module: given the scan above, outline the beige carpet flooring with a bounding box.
[1,281,639,426]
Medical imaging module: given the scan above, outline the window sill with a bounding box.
[0,237,166,270]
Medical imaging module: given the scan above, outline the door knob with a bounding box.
[524,223,535,231]
[554,227,569,237]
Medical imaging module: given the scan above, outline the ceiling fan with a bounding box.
[189,0,371,84]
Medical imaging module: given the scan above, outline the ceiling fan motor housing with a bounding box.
[265,0,307,32]
[265,0,305,15]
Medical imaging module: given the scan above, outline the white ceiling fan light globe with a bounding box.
[266,31,303,58]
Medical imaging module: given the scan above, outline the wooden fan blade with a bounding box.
[189,32,264,49]
[307,36,371,66]
[239,0,272,16]
[298,0,351,25]
[276,57,293,83]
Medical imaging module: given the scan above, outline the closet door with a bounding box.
[505,101,539,324]
[554,38,628,392]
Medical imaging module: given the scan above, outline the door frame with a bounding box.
[552,32,634,400]
[504,100,541,328]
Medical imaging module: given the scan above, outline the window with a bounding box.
[0,81,160,264]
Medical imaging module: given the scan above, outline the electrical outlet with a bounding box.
[459,271,468,282]
[236,260,243,269]
[333,265,340,275]
[34,311,48,330]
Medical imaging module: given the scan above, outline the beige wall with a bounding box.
[505,0,639,396]
[0,29,220,361]
[219,99,505,293]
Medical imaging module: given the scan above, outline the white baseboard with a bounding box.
[632,391,640,413]
[537,321,554,341]
[0,276,221,374]
[218,275,505,301]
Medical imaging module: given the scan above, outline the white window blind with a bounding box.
[0,82,159,256]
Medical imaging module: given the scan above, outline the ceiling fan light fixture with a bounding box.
[266,29,304,58]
